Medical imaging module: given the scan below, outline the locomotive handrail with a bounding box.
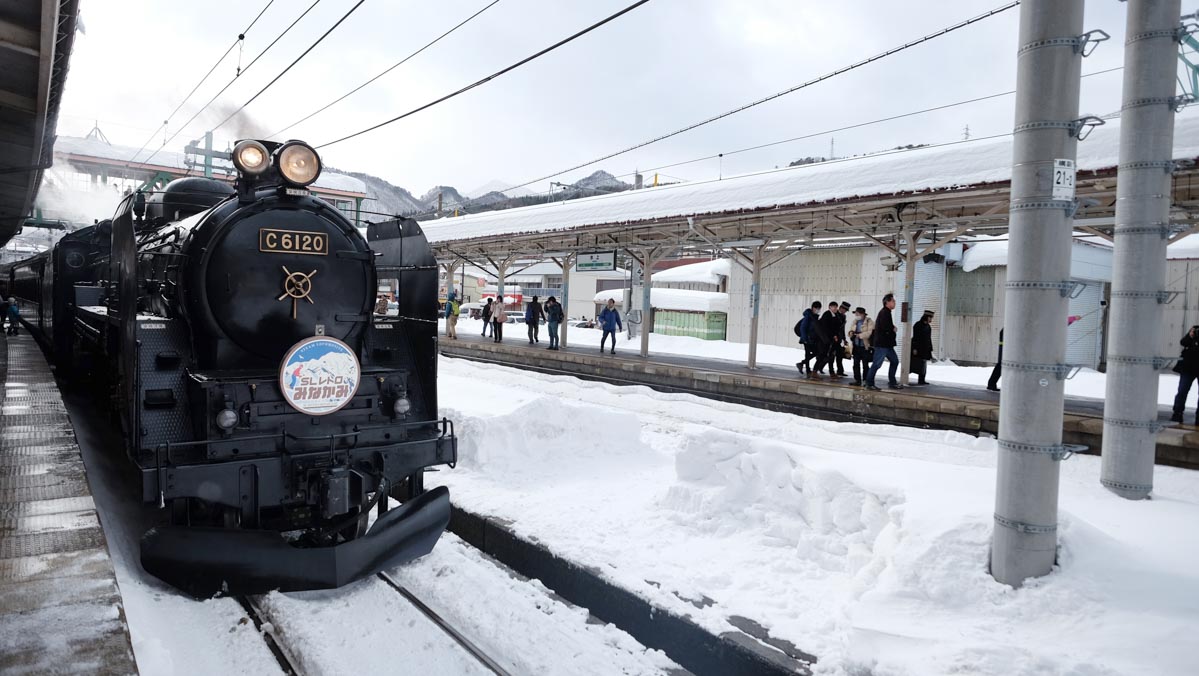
[153,417,455,466]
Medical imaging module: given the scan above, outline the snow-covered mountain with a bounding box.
[466,179,535,199]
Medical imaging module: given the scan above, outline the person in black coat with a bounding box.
[819,301,844,379]
[1171,326,1199,424]
[910,310,934,386]
[986,328,1003,392]
[865,293,902,390]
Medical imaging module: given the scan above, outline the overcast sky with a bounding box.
[57,0,1136,198]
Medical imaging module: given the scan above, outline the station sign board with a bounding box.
[577,250,616,272]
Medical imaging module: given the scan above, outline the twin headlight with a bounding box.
[232,140,322,187]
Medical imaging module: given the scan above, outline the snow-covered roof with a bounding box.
[653,258,731,285]
[423,114,1199,245]
[456,262,629,281]
[1168,235,1199,259]
[592,288,729,313]
[54,136,366,195]
[960,234,1113,281]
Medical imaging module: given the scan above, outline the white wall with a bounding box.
[727,247,900,348]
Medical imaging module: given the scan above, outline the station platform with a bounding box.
[439,329,1199,470]
[0,333,137,674]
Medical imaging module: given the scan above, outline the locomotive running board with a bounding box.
[140,486,451,599]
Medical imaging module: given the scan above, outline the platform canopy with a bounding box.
[422,115,1199,264]
[0,0,77,248]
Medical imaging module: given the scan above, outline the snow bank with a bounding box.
[433,358,1199,676]
[424,114,1199,244]
[652,258,731,285]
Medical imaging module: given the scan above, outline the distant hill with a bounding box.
[336,168,635,222]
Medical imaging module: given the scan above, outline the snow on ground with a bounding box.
[445,316,1191,408]
[433,357,1199,676]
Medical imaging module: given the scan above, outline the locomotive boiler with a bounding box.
[2,139,456,597]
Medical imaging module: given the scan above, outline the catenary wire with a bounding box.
[126,0,276,164]
[496,1,1019,194]
[135,0,325,168]
[317,0,655,148]
[269,0,502,140]
[211,0,369,134]
[412,65,1120,220]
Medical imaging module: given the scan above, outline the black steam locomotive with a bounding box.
[0,139,456,597]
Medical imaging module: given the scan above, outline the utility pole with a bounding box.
[991,0,1088,587]
[1101,0,1181,500]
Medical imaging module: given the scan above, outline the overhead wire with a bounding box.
[210,0,370,134]
[497,1,1020,194]
[606,66,1125,182]
[126,0,276,164]
[317,0,655,148]
[269,0,502,140]
[136,0,325,168]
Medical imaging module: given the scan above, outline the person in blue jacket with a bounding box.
[598,298,622,354]
[544,296,564,350]
[5,298,18,336]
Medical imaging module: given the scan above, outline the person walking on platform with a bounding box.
[848,306,874,386]
[865,293,902,391]
[482,298,493,337]
[986,328,1003,392]
[545,296,564,350]
[491,301,507,343]
[1171,326,1199,423]
[599,298,622,354]
[795,301,822,375]
[910,310,934,387]
[526,295,544,344]
[833,301,851,376]
[444,291,460,340]
[5,298,18,336]
[0,296,8,333]
[820,301,844,379]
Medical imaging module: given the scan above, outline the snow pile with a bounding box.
[424,114,1199,244]
[960,233,1113,280]
[451,396,650,478]
[593,289,625,304]
[433,358,1199,676]
[653,258,731,285]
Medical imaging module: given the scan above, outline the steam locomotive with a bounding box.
[0,139,456,598]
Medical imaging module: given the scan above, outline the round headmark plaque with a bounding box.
[279,336,361,415]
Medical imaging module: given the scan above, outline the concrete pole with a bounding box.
[899,231,917,385]
[1101,0,1179,500]
[748,246,764,369]
[561,254,573,349]
[640,248,655,358]
[991,0,1084,587]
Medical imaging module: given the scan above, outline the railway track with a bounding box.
[239,575,511,676]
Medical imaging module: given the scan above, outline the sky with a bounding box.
[56,0,1138,199]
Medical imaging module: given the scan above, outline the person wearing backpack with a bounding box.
[444,290,460,340]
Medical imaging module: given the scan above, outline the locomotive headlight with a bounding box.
[232,140,269,175]
[393,396,412,417]
[276,142,322,187]
[215,408,239,430]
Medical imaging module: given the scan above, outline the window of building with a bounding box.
[946,267,995,316]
